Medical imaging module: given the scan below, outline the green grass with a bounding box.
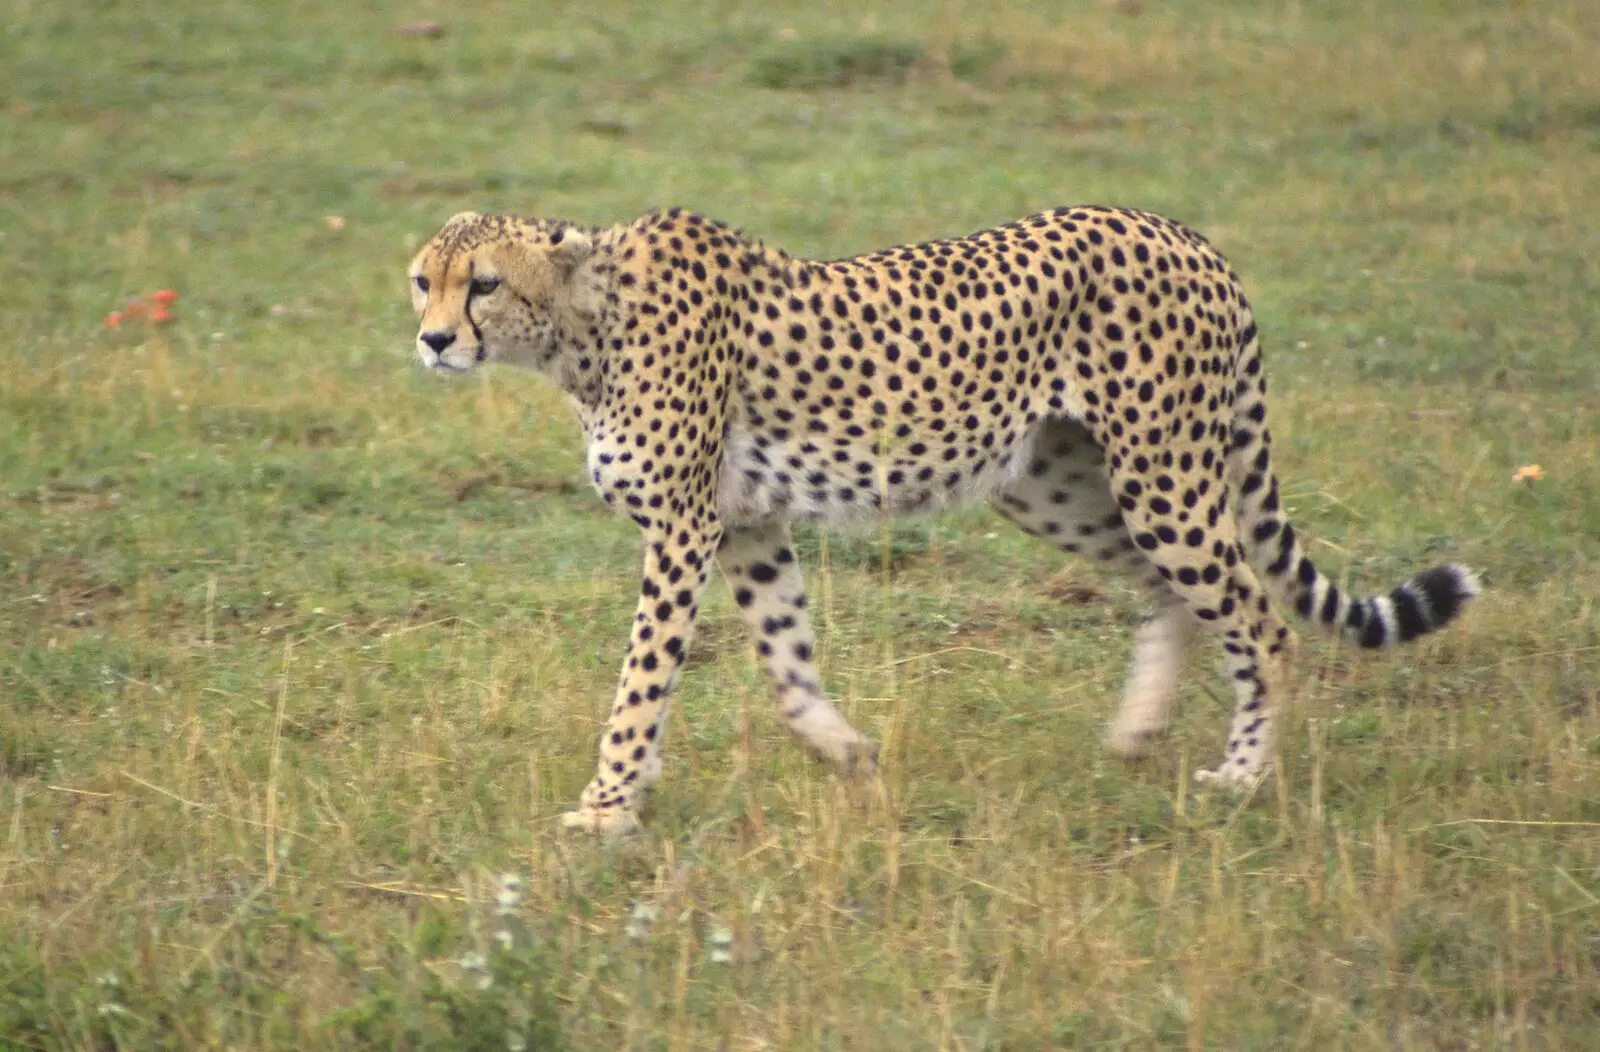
[3,0,1599,1046]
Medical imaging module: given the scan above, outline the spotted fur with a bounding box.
[408,206,1478,835]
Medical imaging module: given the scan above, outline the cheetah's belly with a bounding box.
[716,416,1043,526]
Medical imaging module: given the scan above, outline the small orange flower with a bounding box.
[149,306,173,324]
[1511,464,1544,483]
[104,311,123,328]
[152,289,179,305]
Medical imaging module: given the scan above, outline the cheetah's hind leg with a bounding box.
[1105,597,1199,757]
[991,418,1198,758]
[1101,447,1294,789]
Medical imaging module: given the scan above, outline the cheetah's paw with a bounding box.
[560,806,641,838]
[832,736,880,781]
[1105,724,1164,759]
[1193,764,1268,792]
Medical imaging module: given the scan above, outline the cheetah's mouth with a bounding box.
[417,346,479,375]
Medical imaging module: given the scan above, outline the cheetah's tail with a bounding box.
[1226,320,1479,649]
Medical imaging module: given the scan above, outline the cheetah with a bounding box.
[408,205,1478,835]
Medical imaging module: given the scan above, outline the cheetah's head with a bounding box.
[408,212,595,375]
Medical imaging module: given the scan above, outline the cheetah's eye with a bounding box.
[413,275,430,293]
[470,276,502,297]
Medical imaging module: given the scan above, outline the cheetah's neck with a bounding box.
[546,224,628,408]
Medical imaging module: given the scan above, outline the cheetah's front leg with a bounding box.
[717,520,878,778]
[561,525,722,836]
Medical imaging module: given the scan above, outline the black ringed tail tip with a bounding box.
[1358,563,1480,648]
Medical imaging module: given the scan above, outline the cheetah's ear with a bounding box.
[548,226,594,279]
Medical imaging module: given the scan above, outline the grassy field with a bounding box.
[3,0,1598,1046]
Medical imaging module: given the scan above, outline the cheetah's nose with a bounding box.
[420,331,455,353]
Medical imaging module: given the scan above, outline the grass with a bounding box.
[2,0,1598,1046]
